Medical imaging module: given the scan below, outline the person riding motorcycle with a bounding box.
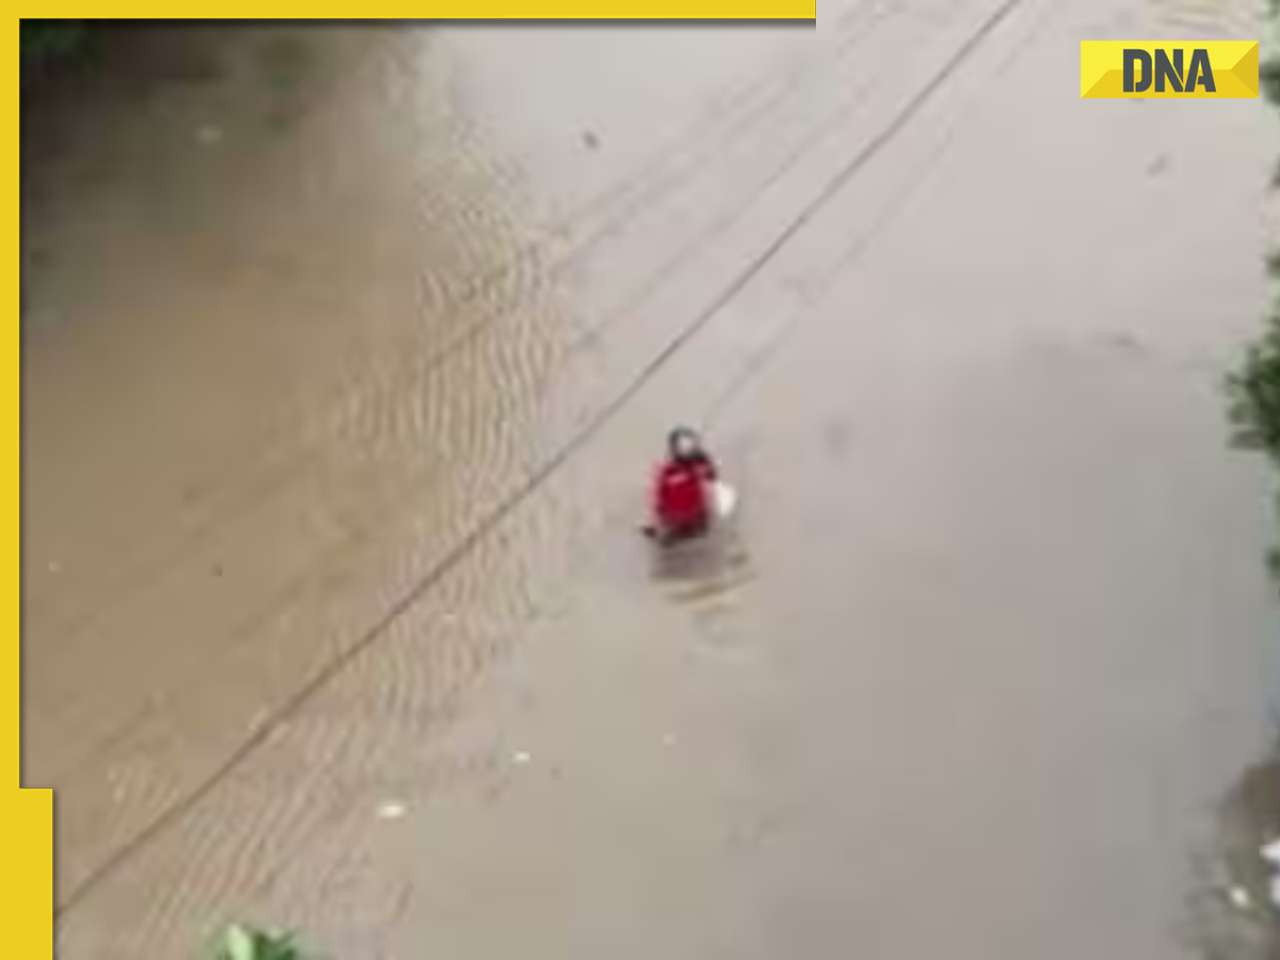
[649,427,718,542]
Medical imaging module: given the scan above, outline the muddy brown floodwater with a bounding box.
[19,4,1280,958]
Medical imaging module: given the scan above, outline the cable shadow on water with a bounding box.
[648,520,754,595]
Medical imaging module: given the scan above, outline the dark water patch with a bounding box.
[1219,756,1280,915]
[821,416,854,460]
[1186,753,1280,959]
[257,32,310,89]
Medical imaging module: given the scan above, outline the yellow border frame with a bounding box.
[13,19,54,955]
[19,2,814,16]
[12,21,54,960]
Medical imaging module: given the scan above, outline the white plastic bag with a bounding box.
[712,482,737,519]
[1262,838,1280,866]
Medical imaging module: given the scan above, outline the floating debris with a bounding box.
[1258,838,1280,908]
[1228,884,1252,909]
[1261,838,1280,866]
[376,800,407,820]
[212,924,302,960]
[512,750,532,765]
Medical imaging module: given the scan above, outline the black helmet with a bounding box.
[668,426,702,462]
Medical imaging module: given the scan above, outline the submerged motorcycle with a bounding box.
[642,426,737,545]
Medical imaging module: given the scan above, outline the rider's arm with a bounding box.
[695,453,717,481]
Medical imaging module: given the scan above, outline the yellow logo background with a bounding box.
[1080,40,1259,99]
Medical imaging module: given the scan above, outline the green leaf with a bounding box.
[212,924,304,960]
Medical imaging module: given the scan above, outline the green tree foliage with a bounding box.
[1262,56,1280,105]
[1227,316,1280,459]
[212,924,309,960]
[20,21,92,87]
[1227,37,1280,581]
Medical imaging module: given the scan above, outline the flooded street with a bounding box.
[20,3,1280,957]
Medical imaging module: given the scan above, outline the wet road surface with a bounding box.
[20,3,1279,956]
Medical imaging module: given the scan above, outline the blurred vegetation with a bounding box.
[1227,320,1280,579]
[20,20,97,88]
[1228,29,1280,584]
[211,924,312,960]
[1263,57,1280,106]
